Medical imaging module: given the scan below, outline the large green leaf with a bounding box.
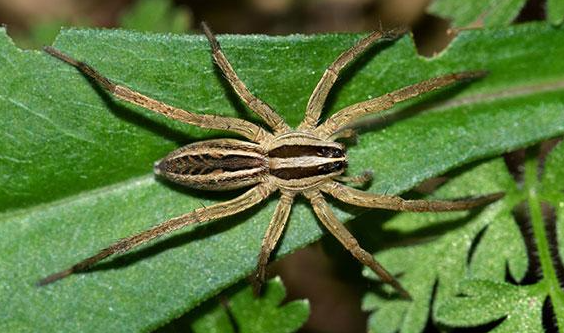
[1,22,564,332]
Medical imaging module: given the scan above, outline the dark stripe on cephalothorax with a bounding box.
[162,154,265,176]
[271,161,347,180]
[268,145,344,158]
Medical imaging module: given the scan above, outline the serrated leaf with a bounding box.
[363,143,564,332]
[428,0,526,28]
[436,280,545,332]
[190,304,234,333]
[2,22,564,332]
[189,278,309,333]
[362,158,517,333]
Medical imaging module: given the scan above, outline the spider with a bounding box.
[39,23,502,299]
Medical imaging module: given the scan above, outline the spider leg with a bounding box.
[304,190,411,299]
[299,29,405,130]
[329,128,358,142]
[201,22,290,134]
[43,46,272,143]
[321,181,504,212]
[253,191,294,295]
[38,183,275,286]
[315,71,487,138]
[335,170,373,186]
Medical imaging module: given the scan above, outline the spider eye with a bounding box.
[319,147,345,158]
[318,161,346,173]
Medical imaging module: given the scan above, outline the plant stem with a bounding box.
[524,153,564,330]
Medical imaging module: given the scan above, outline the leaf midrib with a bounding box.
[0,174,154,223]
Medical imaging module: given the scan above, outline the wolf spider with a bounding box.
[40,23,502,299]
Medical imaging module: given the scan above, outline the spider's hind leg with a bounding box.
[322,181,504,212]
[253,191,295,295]
[305,190,411,299]
[38,183,274,286]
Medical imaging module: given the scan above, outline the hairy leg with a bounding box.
[201,22,290,134]
[44,46,272,143]
[329,128,358,142]
[315,71,487,138]
[299,29,405,130]
[253,191,294,295]
[38,183,275,286]
[304,190,411,299]
[321,181,503,212]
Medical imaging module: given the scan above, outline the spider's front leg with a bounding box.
[201,22,290,135]
[304,190,411,299]
[299,29,406,130]
[43,46,272,143]
[38,183,274,286]
[315,71,487,138]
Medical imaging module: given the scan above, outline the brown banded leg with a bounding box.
[304,190,411,299]
[38,183,275,286]
[321,181,504,212]
[43,46,272,143]
[201,22,290,135]
[315,71,487,138]
[253,191,295,295]
[329,128,358,142]
[299,29,405,130]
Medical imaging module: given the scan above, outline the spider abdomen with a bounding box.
[155,139,268,190]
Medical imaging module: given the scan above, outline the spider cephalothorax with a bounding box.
[39,23,502,299]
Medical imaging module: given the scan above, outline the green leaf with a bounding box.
[1,22,564,332]
[189,277,309,333]
[548,0,564,25]
[363,143,564,332]
[428,0,526,28]
[362,158,517,333]
[119,0,191,34]
[190,304,234,333]
[436,280,545,332]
